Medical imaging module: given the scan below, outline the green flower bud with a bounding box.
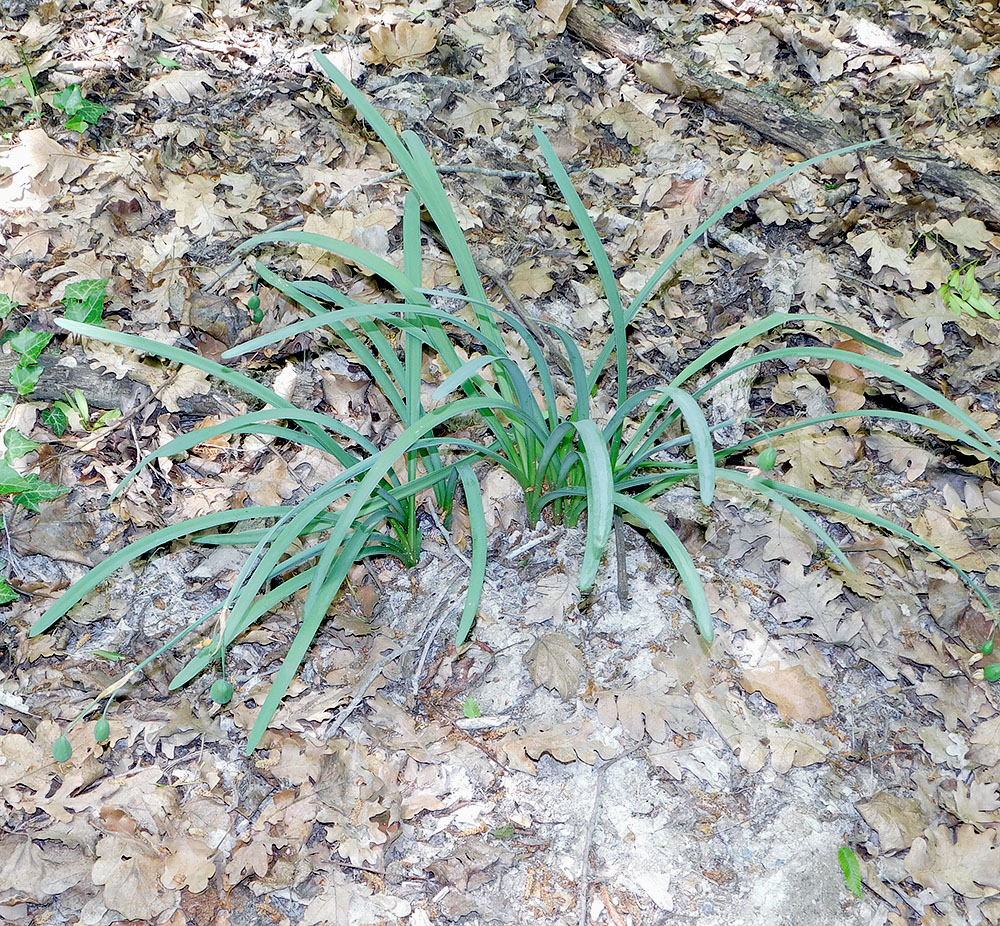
[53,735,73,762]
[983,639,995,656]
[757,445,778,471]
[985,663,1000,682]
[94,717,111,743]
[210,679,234,705]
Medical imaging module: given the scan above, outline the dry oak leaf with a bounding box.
[929,216,994,255]
[161,832,215,893]
[92,835,177,920]
[694,687,829,774]
[161,173,229,237]
[857,792,925,853]
[0,835,88,902]
[496,720,616,775]
[849,229,911,275]
[905,824,1000,898]
[451,93,501,137]
[536,0,577,34]
[771,426,854,489]
[509,260,555,300]
[289,0,335,32]
[595,671,700,742]
[524,631,584,699]
[739,662,832,723]
[144,70,212,104]
[772,562,862,644]
[366,21,439,66]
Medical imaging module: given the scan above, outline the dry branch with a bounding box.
[566,1,1000,225]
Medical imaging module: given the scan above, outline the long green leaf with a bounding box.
[31,507,290,636]
[456,462,487,644]
[571,420,614,591]
[766,478,994,611]
[613,492,714,641]
[535,128,628,407]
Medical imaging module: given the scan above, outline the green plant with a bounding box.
[44,389,122,437]
[51,84,108,133]
[32,54,1000,756]
[941,261,999,319]
[839,846,863,898]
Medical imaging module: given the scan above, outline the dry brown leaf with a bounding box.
[143,70,212,104]
[536,0,576,34]
[289,0,335,32]
[524,632,584,699]
[524,571,577,625]
[479,31,515,88]
[496,720,615,775]
[509,260,555,299]
[160,833,215,893]
[694,688,828,774]
[92,835,177,920]
[772,563,862,643]
[849,229,911,275]
[366,21,439,66]
[770,426,854,489]
[857,792,926,852]
[867,431,931,481]
[929,216,993,254]
[595,671,700,741]
[452,93,500,136]
[906,824,1000,898]
[739,662,833,722]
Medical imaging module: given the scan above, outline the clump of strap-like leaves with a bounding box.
[36,52,999,758]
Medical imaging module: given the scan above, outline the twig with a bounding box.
[426,501,472,569]
[326,573,462,738]
[577,743,644,926]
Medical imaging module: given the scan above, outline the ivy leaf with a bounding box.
[10,363,42,397]
[63,279,107,324]
[0,460,70,511]
[8,328,52,365]
[42,406,69,436]
[52,84,84,113]
[0,579,18,605]
[0,294,17,319]
[3,429,39,463]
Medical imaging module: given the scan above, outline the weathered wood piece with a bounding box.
[567,1,1000,224]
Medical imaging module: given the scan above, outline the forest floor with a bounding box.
[3,0,1000,924]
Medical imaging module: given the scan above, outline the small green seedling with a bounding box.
[942,262,999,320]
[47,389,122,435]
[462,696,482,718]
[839,846,863,898]
[51,84,108,133]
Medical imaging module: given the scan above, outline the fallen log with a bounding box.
[566,1,1000,225]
